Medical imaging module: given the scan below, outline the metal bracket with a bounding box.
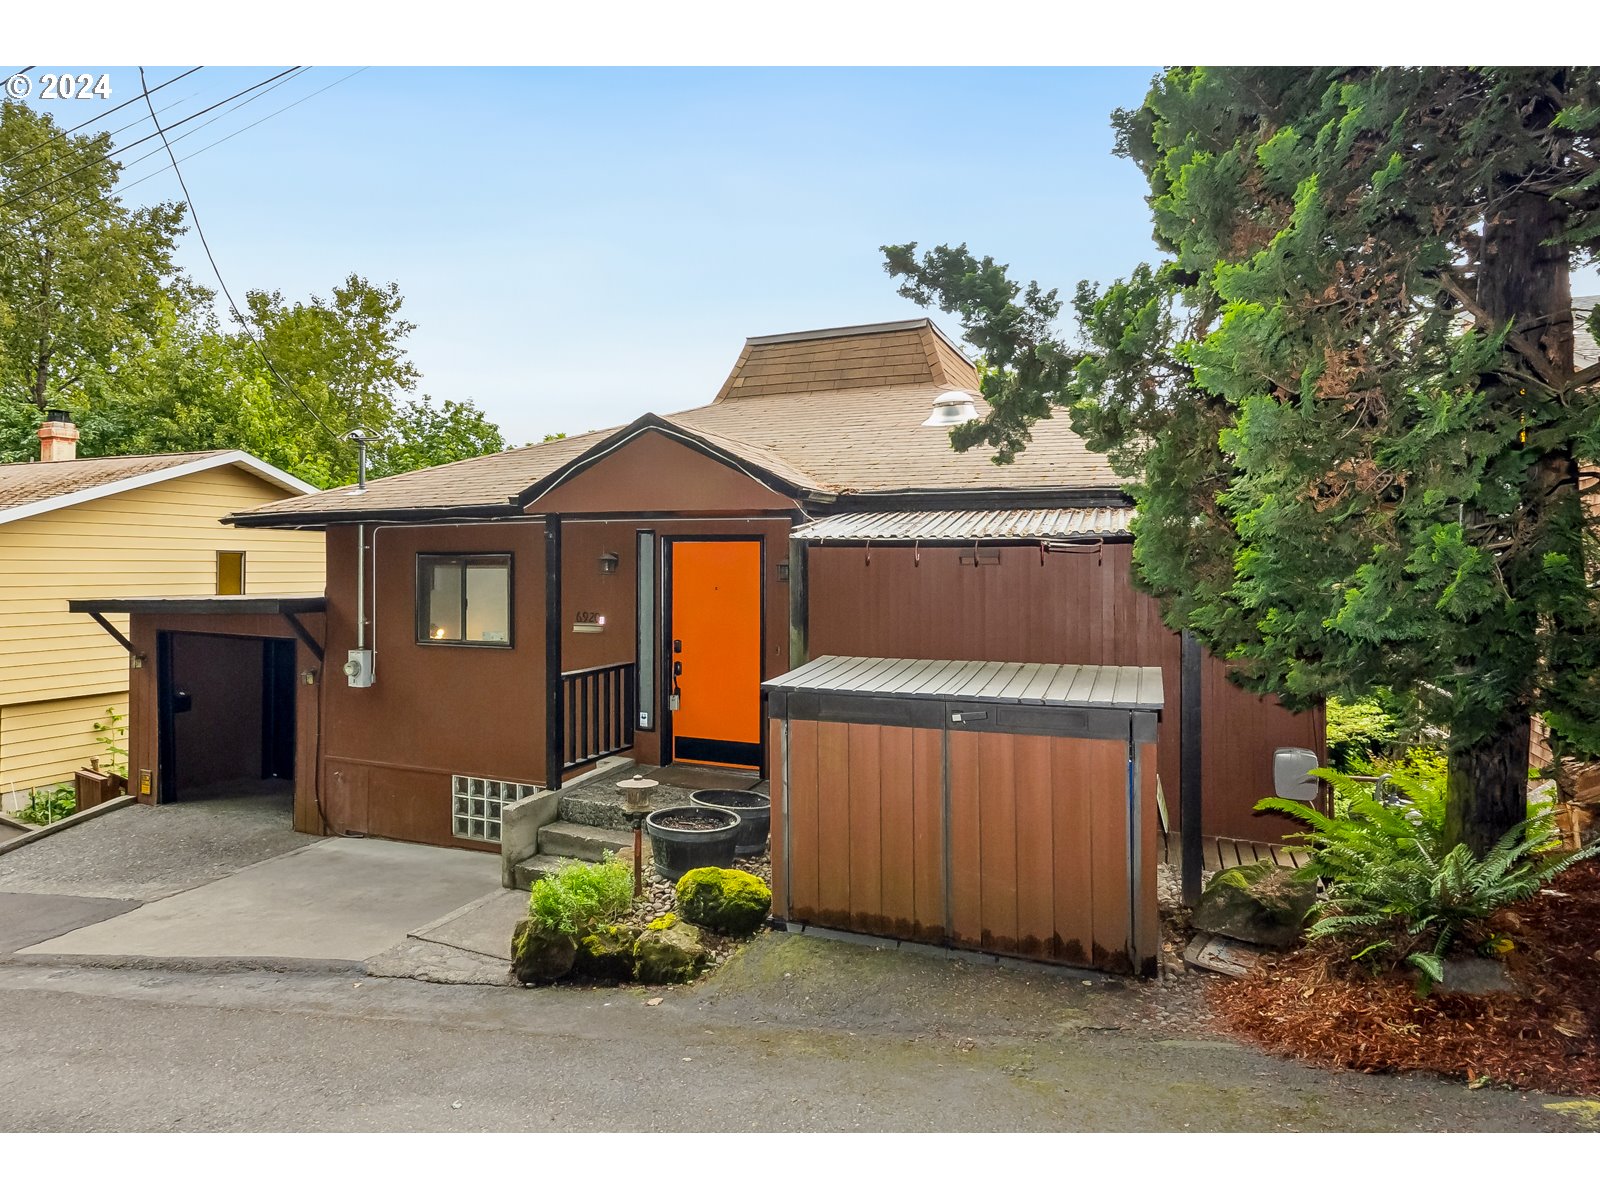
[86,611,138,658]
[281,612,324,662]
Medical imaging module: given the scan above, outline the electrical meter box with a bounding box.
[343,648,375,688]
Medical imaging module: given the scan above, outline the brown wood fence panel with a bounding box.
[1049,737,1095,966]
[910,726,944,942]
[946,729,984,949]
[786,718,820,922]
[976,732,1019,954]
[814,721,853,925]
[876,724,918,939]
[846,722,886,934]
[1137,741,1160,972]
[1012,734,1056,960]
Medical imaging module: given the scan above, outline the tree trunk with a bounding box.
[1445,711,1533,856]
[1450,133,1578,853]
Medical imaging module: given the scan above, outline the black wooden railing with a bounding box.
[562,661,637,770]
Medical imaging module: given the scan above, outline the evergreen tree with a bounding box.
[885,67,1600,853]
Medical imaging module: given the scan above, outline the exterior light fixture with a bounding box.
[922,390,980,427]
[598,551,619,575]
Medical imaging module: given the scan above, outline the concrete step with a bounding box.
[509,853,578,890]
[535,820,641,863]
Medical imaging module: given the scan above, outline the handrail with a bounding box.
[561,661,637,770]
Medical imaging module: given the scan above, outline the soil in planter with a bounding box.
[653,811,734,832]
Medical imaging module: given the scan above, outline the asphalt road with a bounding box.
[0,936,1579,1133]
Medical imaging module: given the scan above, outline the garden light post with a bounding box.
[617,774,659,897]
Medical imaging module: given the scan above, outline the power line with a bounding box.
[0,66,203,175]
[3,66,302,208]
[27,66,312,209]
[136,66,349,450]
[0,78,207,190]
[32,67,363,240]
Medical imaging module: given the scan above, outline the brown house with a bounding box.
[82,319,1321,860]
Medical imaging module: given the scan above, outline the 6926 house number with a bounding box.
[39,73,114,100]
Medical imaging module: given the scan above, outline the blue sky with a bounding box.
[19,65,1600,445]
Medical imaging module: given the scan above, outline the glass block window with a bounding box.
[451,775,538,844]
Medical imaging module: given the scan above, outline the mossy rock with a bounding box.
[675,866,771,937]
[511,917,578,985]
[1193,860,1315,949]
[573,922,639,982]
[633,919,709,985]
[646,912,679,932]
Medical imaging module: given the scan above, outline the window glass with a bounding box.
[465,560,511,643]
[636,531,655,729]
[418,554,510,646]
[217,551,245,596]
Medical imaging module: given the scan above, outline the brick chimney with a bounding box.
[38,409,79,462]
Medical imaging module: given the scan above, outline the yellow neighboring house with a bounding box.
[0,416,324,806]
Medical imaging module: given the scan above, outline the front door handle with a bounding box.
[672,661,683,677]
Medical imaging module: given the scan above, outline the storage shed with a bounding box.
[764,655,1163,975]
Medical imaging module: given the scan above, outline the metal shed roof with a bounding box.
[790,507,1133,543]
[763,655,1164,710]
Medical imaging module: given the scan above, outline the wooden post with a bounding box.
[544,516,563,791]
[788,535,809,670]
[1180,630,1203,907]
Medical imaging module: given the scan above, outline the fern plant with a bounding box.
[526,854,634,937]
[1259,765,1599,992]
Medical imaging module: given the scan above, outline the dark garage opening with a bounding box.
[158,632,297,807]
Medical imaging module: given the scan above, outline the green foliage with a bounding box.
[0,100,190,417]
[525,855,634,937]
[1260,767,1600,990]
[17,784,75,825]
[1325,697,1399,770]
[0,105,505,486]
[674,866,772,936]
[884,68,1600,854]
[92,707,127,774]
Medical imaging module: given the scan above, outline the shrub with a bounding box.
[675,866,771,936]
[1325,696,1401,770]
[1259,768,1600,992]
[17,784,75,826]
[526,854,633,937]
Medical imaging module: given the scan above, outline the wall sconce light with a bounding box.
[598,551,619,575]
[777,561,790,582]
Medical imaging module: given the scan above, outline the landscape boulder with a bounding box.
[675,866,771,936]
[633,916,710,985]
[511,918,578,985]
[1192,860,1316,949]
[573,922,639,982]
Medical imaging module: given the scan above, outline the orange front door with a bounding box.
[668,539,762,768]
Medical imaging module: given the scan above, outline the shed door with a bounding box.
[668,539,762,768]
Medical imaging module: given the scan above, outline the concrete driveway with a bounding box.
[15,837,501,966]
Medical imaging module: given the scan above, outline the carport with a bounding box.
[69,597,326,834]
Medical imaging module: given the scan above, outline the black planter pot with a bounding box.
[689,789,770,856]
[645,805,742,881]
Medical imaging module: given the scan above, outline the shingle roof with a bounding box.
[0,451,229,513]
[230,318,1127,526]
[0,449,318,527]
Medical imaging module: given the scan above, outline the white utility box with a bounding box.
[1273,746,1320,802]
[343,648,375,688]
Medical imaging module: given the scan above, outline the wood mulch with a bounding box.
[1210,861,1600,1095]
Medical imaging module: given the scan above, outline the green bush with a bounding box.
[675,866,771,936]
[527,854,634,937]
[1325,696,1400,770]
[17,784,75,826]
[1259,767,1600,992]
